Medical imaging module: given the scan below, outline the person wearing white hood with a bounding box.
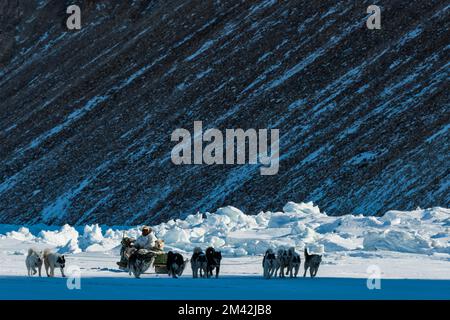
[116,226,158,269]
[134,226,157,250]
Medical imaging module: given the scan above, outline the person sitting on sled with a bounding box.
[134,226,158,250]
[117,226,159,269]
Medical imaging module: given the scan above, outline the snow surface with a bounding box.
[0,202,449,299]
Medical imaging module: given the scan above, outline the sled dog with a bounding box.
[275,248,290,278]
[205,247,222,278]
[191,247,208,278]
[262,249,277,279]
[154,239,165,250]
[304,248,322,278]
[127,248,156,278]
[287,247,301,277]
[43,249,66,277]
[26,248,43,277]
[167,251,188,278]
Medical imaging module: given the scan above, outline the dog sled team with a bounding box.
[25,225,321,279]
[114,226,223,279]
[262,247,322,279]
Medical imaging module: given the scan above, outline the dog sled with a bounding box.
[153,251,168,274]
[117,237,168,275]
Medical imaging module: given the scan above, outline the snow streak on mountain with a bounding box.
[0,0,449,224]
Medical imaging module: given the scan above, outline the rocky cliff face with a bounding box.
[0,0,448,225]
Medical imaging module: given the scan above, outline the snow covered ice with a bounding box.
[1,202,449,263]
[0,202,449,299]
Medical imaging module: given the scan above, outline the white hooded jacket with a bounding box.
[134,233,157,250]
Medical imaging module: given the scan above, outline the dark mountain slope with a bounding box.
[0,0,448,224]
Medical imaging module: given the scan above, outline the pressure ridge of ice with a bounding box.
[1,202,448,256]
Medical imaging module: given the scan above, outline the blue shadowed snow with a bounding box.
[0,173,20,195]
[25,95,109,150]
[41,177,92,222]
[0,276,449,300]
[196,68,213,80]
[185,40,215,62]
[426,124,450,143]
[248,0,277,16]
[346,151,378,165]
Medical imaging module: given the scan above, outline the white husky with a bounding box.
[43,249,66,277]
[25,248,43,277]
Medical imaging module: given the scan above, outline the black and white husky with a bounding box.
[26,248,43,277]
[304,248,322,278]
[262,249,277,279]
[287,247,301,278]
[205,247,222,278]
[191,247,208,278]
[43,249,66,277]
[167,251,188,278]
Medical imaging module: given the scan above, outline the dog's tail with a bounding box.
[27,248,33,256]
[43,248,52,258]
[304,247,310,258]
